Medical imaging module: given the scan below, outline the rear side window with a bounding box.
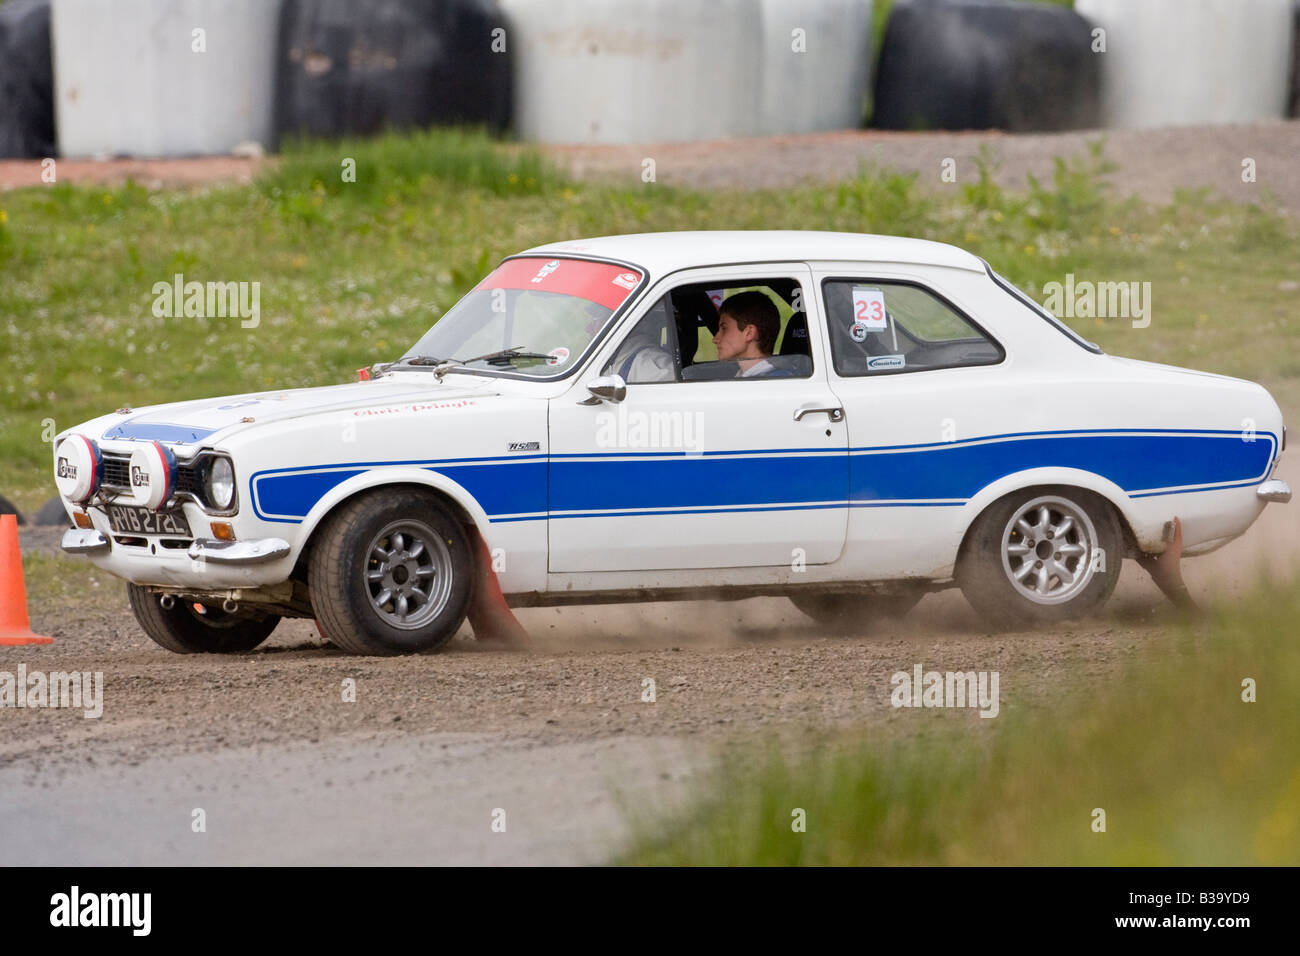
[821,279,1003,377]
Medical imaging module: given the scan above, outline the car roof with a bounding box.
[519,231,987,277]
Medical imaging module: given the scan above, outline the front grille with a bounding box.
[102,456,130,489]
[102,452,203,500]
[176,467,201,495]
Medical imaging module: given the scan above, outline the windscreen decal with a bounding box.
[475,258,643,311]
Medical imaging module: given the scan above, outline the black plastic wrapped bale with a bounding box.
[0,496,25,525]
[873,0,1101,132]
[34,496,70,527]
[273,0,512,143]
[0,0,55,158]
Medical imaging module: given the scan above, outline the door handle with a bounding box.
[793,404,844,423]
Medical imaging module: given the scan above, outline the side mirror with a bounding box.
[578,374,627,405]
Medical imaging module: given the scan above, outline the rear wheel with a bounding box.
[790,586,925,632]
[127,584,279,653]
[308,489,474,656]
[957,486,1121,628]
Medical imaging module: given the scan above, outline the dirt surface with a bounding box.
[5,121,1300,214]
[3,124,1299,863]
[0,155,263,191]
[549,121,1300,213]
[4,449,1296,864]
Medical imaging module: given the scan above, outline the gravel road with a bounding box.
[4,450,1296,863]
[2,123,1298,863]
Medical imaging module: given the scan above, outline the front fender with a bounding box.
[288,466,493,566]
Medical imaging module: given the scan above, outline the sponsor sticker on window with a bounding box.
[475,258,645,311]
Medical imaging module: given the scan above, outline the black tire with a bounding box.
[790,586,925,632]
[0,494,25,525]
[307,488,474,656]
[35,495,71,526]
[127,584,279,653]
[957,485,1122,628]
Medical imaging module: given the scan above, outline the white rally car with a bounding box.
[54,232,1290,655]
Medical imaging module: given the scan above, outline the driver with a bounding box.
[713,291,781,378]
[603,297,675,382]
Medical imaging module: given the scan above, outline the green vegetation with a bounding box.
[622,575,1300,865]
[1,127,1296,511]
[20,549,123,608]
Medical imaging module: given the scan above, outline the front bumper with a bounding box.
[61,528,110,554]
[61,528,290,565]
[187,537,290,564]
[1257,479,1292,503]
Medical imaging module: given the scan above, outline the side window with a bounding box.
[821,280,1003,377]
[603,279,815,383]
[601,295,679,383]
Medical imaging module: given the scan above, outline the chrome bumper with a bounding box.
[187,537,291,565]
[1257,479,1292,504]
[61,528,110,555]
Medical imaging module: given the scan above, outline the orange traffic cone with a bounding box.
[467,530,529,647]
[0,513,53,645]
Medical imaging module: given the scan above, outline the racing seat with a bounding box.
[671,289,719,369]
[779,312,810,357]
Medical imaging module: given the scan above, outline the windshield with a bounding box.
[401,257,644,377]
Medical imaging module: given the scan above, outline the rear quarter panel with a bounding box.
[815,264,1283,579]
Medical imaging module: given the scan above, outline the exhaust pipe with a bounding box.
[159,594,175,610]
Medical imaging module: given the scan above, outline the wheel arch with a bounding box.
[288,467,488,574]
[954,468,1139,565]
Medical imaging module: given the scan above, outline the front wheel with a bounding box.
[957,487,1122,628]
[127,584,279,653]
[308,489,474,656]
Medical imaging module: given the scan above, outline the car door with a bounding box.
[812,266,1009,578]
[547,264,849,573]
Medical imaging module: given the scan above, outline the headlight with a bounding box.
[207,457,235,510]
[53,434,103,504]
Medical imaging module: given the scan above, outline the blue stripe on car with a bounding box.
[102,421,220,442]
[247,429,1277,524]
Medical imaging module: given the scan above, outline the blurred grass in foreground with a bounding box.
[622,575,1300,865]
[1,127,1296,509]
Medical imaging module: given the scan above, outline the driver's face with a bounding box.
[713,311,754,361]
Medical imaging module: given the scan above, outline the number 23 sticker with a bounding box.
[851,288,887,331]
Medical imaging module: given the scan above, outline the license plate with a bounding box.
[107,505,192,537]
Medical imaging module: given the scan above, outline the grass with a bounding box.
[621,574,1300,865]
[19,549,122,609]
[1,127,1297,511]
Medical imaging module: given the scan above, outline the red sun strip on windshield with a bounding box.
[475,258,643,312]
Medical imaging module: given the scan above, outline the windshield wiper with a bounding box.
[398,347,556,381]
[459,346,554,367]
